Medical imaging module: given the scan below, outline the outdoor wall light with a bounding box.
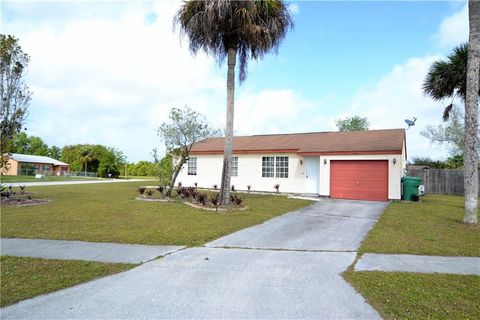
[393,158,397,165]
[323,159,327,165]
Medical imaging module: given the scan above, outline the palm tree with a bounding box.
[175,0,293,204]
[463,0,480,224]
[423,0,480,224]
[80,148,94,177]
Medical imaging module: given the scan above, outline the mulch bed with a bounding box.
[1,198,50,207]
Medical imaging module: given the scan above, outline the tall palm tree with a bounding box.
[80,148,94,177]
[175,0,293,204]
[423,0,480,224]
[464,0,479,224]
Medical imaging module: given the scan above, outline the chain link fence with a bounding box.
[17,169,97,178]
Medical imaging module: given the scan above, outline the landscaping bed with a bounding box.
[1,185,49,207]
[0,256,134,307]
[358,195,480,257]
[136,185,247,211]
[1,182,312,246]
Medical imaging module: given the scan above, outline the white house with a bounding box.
[176,129,406,201]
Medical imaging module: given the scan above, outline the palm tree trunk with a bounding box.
[464,0,480,224]
[220,47,236,204]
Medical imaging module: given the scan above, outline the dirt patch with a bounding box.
[184,201,248,212]
[1,198,51,207]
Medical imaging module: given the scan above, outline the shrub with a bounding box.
[187,186,198,199]
[157,186,164,194]
[230,194,244,206]
[196,193,207,205]
[145,189,154,197]
[231,185,235,191]
[180,187,190,199]
[274,184,280,193]
[210,193,220,206]
[234,196,243,206]
[138,187,146,195]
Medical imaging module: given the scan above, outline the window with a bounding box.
[262,156,289,178]
[187,157,197,175]
[262,157,274,177]
[231,157,238,176]
[276,156,289,178]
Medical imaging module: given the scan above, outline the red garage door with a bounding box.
[330,160,388,201]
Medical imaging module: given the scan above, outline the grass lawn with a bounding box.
[0,175,100,183]
[358,195,479,257]
[344,270,480,319]
[0,256,134,307]
[121,176,159,180]
[1,182,312,246]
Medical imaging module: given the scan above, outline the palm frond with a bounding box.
[174,0,293,83]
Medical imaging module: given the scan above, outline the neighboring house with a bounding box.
[176,129,406,201]
[3,153,69,176]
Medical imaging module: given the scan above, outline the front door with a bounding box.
[305,157,320,194]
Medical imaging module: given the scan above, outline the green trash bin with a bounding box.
[402,176,422,201]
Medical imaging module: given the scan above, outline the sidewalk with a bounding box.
[355,253,480,275]
[1,238,185,264]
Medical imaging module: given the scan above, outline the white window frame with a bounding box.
[275,156,289,178]
[231,156,238,177]
[262,156,289,178]
[187,157,197,176]
[262,156,275,178]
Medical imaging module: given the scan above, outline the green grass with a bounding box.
[344,270,480,320]
[0,175,99,183]
[358,195,479,256]
[1,182,312,246]
[121,176,159,180]
[0,256,134,307]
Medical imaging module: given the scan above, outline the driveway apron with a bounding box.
[207,199,387,251]
[2,199,386,319]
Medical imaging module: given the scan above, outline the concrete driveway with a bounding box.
[2,199,386,319]
[207,199,387,251]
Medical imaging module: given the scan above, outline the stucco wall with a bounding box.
[177,150,405,200]
[176,153,306,193]
[3,159,19,176]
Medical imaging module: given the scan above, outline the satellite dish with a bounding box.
[404,117,417,129]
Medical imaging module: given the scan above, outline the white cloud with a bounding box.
[288,3,300,15]
[348,56,451,161]
[433,3,468,48]
[4,0,226,162]
[234,88,316,135]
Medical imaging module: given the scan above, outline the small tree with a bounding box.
[420,106,468,155]
[158,154,173,186]
[0,35,31,170]
[158,106,218,197]
[335,115,370,132]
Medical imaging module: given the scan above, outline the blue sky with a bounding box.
[1,0,469,162]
